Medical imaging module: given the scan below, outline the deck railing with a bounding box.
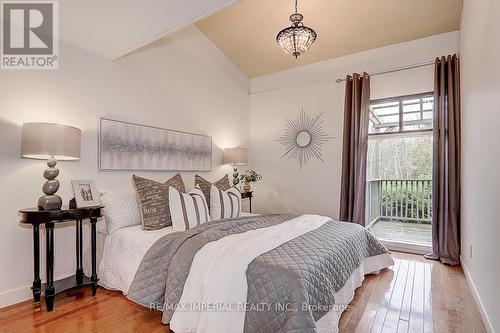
[366,179,432,225]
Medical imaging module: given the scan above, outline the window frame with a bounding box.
[368,92,434,137]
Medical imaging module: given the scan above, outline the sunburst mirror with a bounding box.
[277,109,332,169]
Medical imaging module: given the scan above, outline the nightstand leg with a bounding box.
[249,197,252,213]
[32,225,41,303]
[45,223,55,311]
[75,218,83,284]
[90,217,97,296]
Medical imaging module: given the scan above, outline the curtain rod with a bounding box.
[335,60,435,83]
[250,60,436,96]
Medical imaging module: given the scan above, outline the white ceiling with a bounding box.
[59,0,240,60]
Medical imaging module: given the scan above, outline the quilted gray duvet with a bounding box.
[127,214,389,333]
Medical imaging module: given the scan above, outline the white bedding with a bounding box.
[170,213,393,333]
[170,214,331,333]
[98,225,176,294]
[86,212,259,294]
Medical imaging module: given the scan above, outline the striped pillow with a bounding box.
[194,174,231,211]
[169,186,211,232]
[210,185,241,220]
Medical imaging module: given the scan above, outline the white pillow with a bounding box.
[100,192,141,234]
[169,186,211,232]
[210,185,241,220]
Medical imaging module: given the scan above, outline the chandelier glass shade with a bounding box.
[276,1,317,58]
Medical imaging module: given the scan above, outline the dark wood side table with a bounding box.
[241,191,253,213]
[19,206,103,311]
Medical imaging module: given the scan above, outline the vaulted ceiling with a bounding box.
[59,0,240,60]
[197,0,462,78]
[57,0,462,78]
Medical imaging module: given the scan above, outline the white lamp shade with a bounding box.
[21,122,81,160]
[223,147,248,165]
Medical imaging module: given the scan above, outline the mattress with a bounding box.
[84,212,259,294]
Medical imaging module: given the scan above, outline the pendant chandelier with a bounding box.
[276,0,317,58]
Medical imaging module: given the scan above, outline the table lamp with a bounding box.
[21,122,81,210]
[223,147,248,187]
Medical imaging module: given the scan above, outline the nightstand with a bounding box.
[19,206,103,311]
[241,191,253,213]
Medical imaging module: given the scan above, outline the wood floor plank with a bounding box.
[423,262,434,333]
[382,259,410,332]
[0,253,486,333]
[431,260,450,333]
[343,273,382,332]
[408,262,425,333]
[399,259,416,323]
[354,265,395,333]
[370,259,402,333]
[397,319,410,333]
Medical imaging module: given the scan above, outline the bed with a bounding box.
[85,191,393,333]
[83,212,258,294]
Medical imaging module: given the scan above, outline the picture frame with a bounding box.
[98,118,212,171]
[71,180,101,208]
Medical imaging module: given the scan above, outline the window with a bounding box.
[369,93,434,135]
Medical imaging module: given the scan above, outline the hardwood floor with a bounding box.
[0,252,486,333]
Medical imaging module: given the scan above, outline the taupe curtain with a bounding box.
[339,73,370,226]
[425,55,461,265]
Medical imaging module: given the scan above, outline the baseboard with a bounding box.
[460,256,495,333]
[0,272,75,309]
[0,286,33,308]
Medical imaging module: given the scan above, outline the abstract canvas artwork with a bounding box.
[99,118,212,171]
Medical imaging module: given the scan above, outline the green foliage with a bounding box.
[240,170,262,183]
[380,181,432,224]
[367,134,433,224]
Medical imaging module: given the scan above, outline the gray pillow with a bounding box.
[194,174,230,211]
[133,174,186,230]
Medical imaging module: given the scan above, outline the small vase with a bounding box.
[243,181,251,192]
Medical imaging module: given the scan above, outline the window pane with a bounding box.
[369,101,400,134]
[369,94,434,134]
[403,98,421,105]
[372,102,398,114]
[423,102,433,110]
[403,112,419,121]
[367,133,433,180]
[402,95,433,131]
[403,103,420,112]
[403,121,433,131]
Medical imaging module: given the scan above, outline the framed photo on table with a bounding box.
[71,180,101,208]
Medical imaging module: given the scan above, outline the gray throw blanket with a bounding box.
[127,214,389,333]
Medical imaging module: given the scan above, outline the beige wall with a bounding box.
[248,32,458,219]
[460,0,500,332]
[0,25,249,307]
